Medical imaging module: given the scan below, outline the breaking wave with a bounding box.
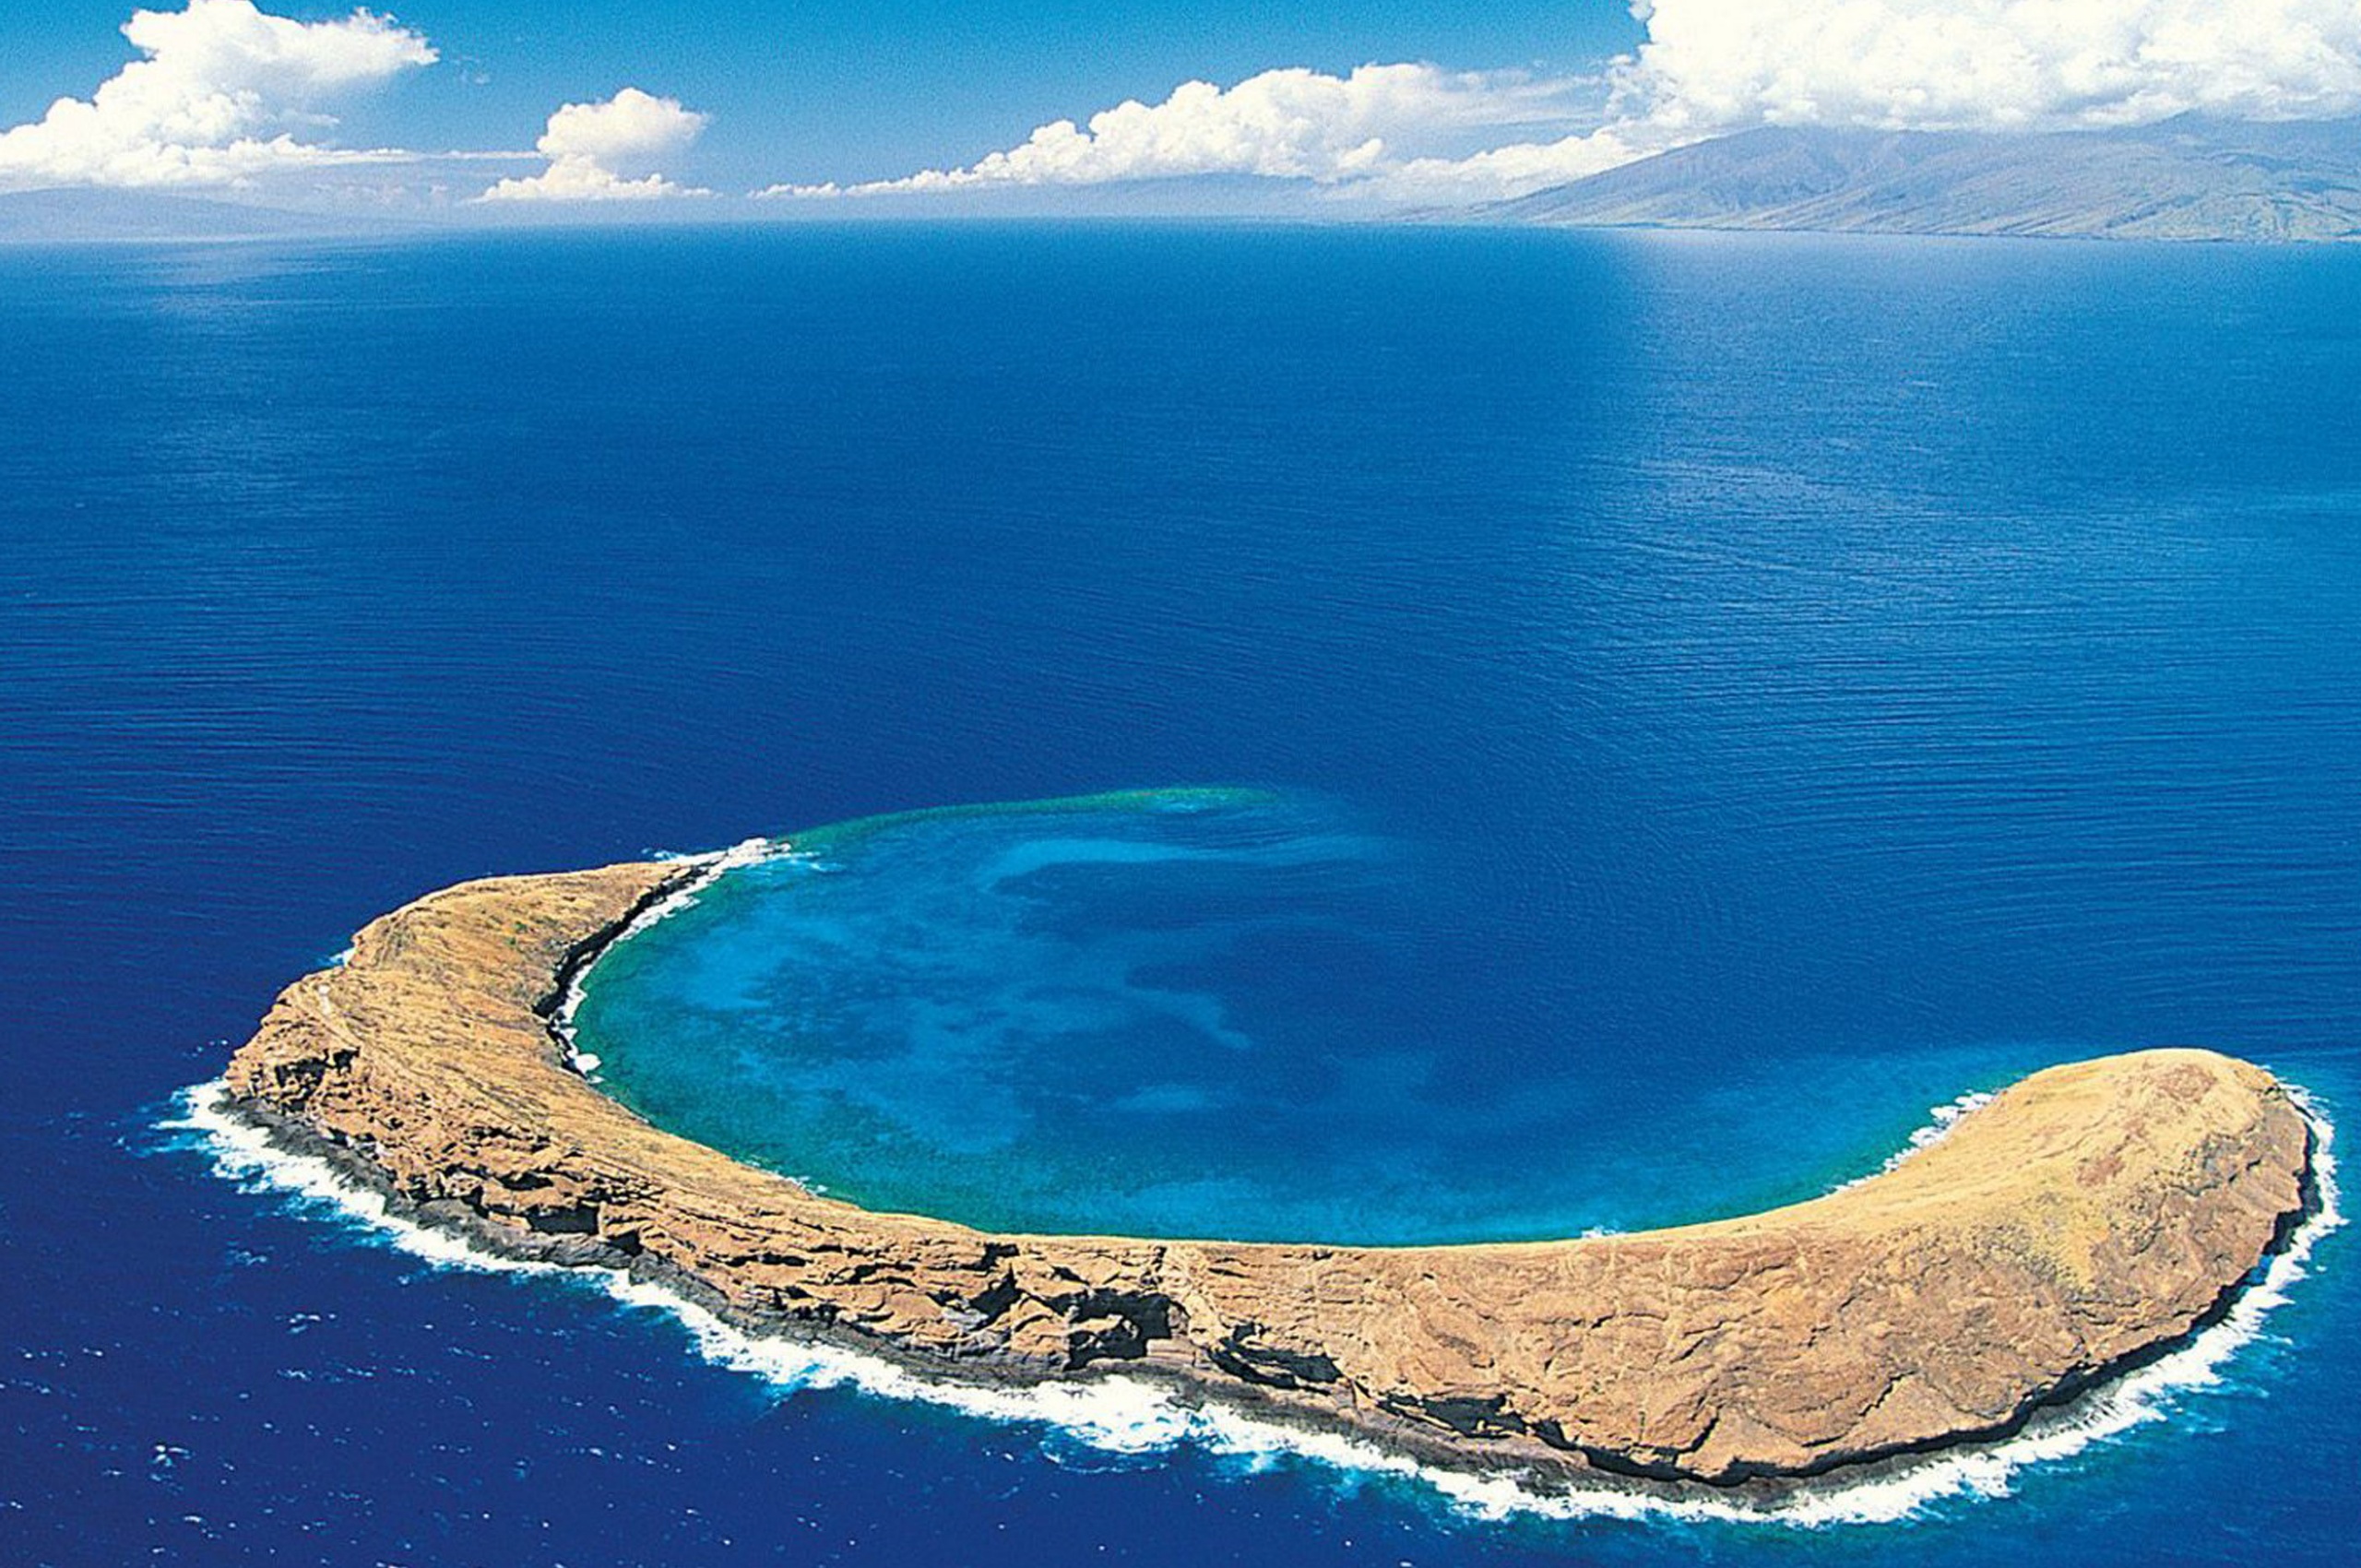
[160,1076,2342,1531]
[552,836,795,1079]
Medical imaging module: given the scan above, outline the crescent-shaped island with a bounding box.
[222,854,2319,1491]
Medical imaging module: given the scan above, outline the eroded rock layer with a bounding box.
[225,859,2314,1485]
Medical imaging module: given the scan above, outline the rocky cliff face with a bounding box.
[225,861,2315,1486]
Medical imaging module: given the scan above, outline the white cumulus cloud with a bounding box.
[780,0,2361,206]
[1622,0,2361,137]
[478,88,712,202]
[763,63,1596,199]
[0,0,435,193]
[1372,127,1652,204]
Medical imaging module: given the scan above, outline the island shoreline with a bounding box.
[218,854,2326,1497]
[208,1076,2327,1505]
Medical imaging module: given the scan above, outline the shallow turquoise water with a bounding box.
[575,788,2057,1244]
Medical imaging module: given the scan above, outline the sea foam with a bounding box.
[160,1077,2341,1531]
[1828,1089,1998,1194]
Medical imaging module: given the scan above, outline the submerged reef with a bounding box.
[224,856,2316,1489]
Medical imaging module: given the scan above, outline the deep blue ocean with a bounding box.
[1,224,2355,1564]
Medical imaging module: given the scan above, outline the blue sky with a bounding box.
[0,1,1646,198]
[2,1,2358,214]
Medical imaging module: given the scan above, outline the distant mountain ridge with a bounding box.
[1489,117,2361,242]
[9,117,2357,243]
[0,188,409,244]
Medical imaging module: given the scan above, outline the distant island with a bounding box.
[1483,117,2361,243]
[0,188,418,246]
[8,115,2357,247]
[222,853,2319,1490]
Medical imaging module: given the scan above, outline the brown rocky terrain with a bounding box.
[223,858,2316,1487]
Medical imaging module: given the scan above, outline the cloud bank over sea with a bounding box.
[794,0,2361,204]
[6,0,2360,211]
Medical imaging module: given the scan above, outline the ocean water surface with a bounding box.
[1,223,2356,1564]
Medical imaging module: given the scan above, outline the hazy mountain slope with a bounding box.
[1491,119,2361,242]
[0,189,408,244]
